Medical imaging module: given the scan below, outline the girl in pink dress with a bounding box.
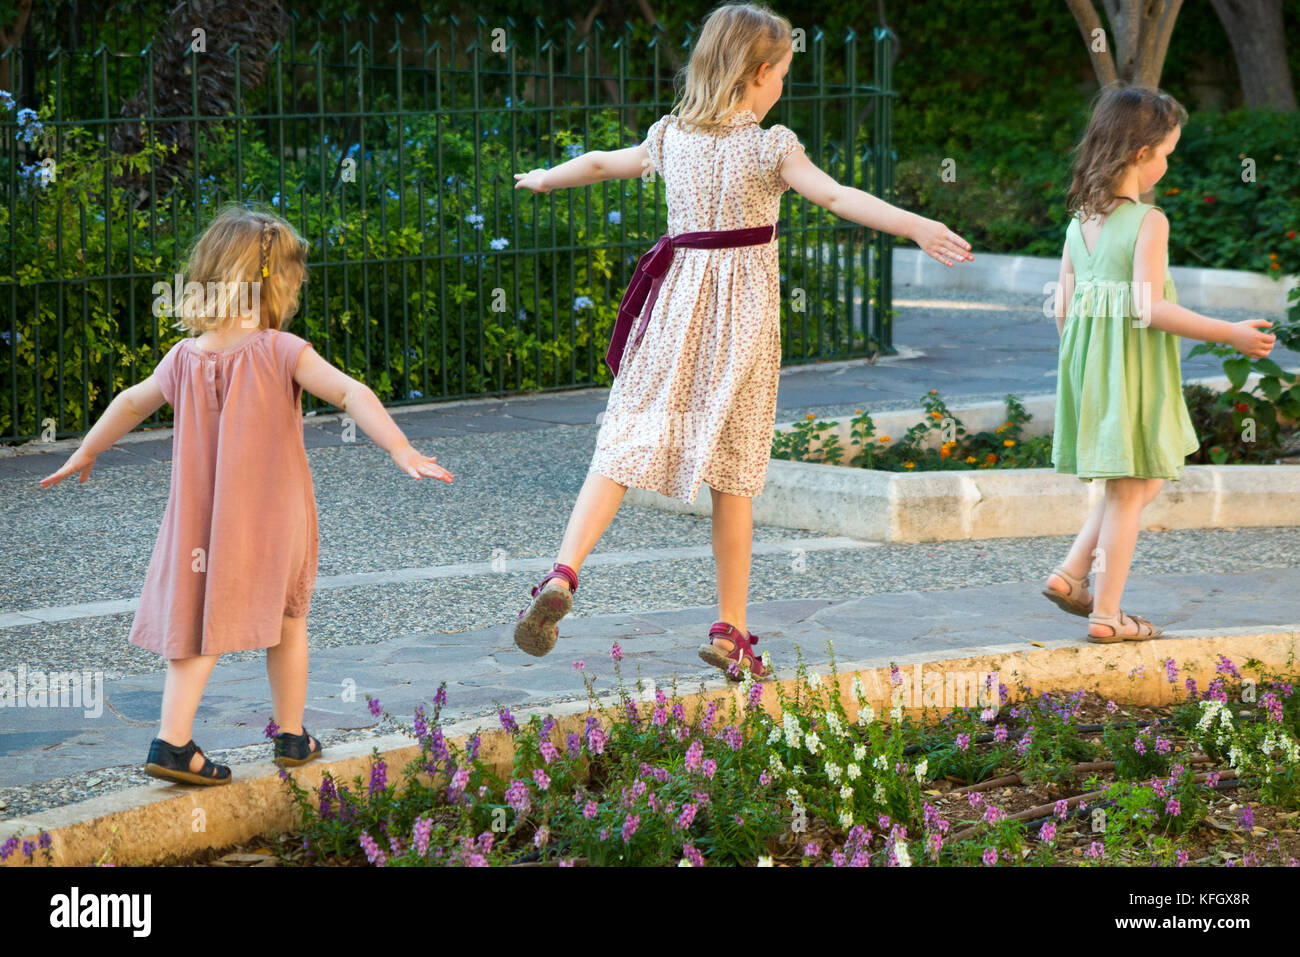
[512,2,973,679]
[42,206,454,785]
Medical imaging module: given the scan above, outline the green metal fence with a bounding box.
[1,9,896,444]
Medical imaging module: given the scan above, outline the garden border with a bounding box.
[3,625,1296,866]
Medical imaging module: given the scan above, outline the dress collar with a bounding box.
[721,109,759,127]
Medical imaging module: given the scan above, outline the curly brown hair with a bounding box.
[1065,84,1188,222]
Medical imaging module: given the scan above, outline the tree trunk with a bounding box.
[1065,0,1184,88]
[1210,0,1298,111]
[0,0,34,96]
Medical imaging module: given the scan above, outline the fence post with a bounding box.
[872,25,895,354]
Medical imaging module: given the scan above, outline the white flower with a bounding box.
[847,763,861,780]
[786,786,801,804]
[914,758,928,783]
[825,762,842,783]
[893,842,912,867]
[838,808,854,829]
[783,712,802,750]
[756,855,774,867]
[804,731,821,755]
[851,676,865,701]
[678,858,693,867]
[825,710,844,738]
[767,726,782,745]
[890,703,902,723]
[1228,746,1242,768]
[806,669,823,689]
[853,744,866,762]
[858,703,875,726]
[839,784,854,801]
[873,783,885,802]
[761,650,773,671]
[873,754,888,771]
[769,752,786,775]
[792,764,805,776]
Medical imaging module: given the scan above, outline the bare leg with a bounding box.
[1047,478,1163,603]
[267,614,314,748]
[158,654,220,773]
[707,486,753,651]
[550,472,628,588]
[1088,477,1164,638]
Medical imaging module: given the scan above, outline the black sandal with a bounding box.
[273,727,322,767]
[143,738,232,786]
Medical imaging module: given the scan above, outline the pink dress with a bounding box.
[588,109,803,502]
[128,327,319,659]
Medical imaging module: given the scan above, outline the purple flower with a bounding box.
[682,843,705,867]
[652,706,668,726]
[956,732,970,752]
[1054,799,1069,820]
[572,659,585,671]
[533,768,551,791]
[1262,692,1284,724]
[539,740,559,764]
[587,725,608,756]
[533,826,550,848]
[993,724,1008,744]
[1176,849,1189,866]
[672,702,686,724]
[1038,821,1056,842]
[702,758,717,780]
[759,770,771,786]
[747,683,763,709]
[359,832,387,866]
[724,725,744,751]
[38,832,51,850]
[263,719,280,739]
[702,700,718,734]
[466,733,481,760]
[413,706,428,743]
[804,841,820,858]
[983,847,997,866]
[505,779,531,814]
[1238,805,1255,830]
[1216,656,1241,680]
[368,697,383,718]
[369,759,388,795]
[685,739,703,772]
[1166,798,1181,817]
[621,813,640,843]
[967,791,984,808]
[889,665,902,687]
[1164,658,1178,684]
[1185,677,1199,699]
[583,800,599,819]
[1086,841,1104,859]
[610,642,623,662]
[434,685,447,709]
[450,765,470,793]
[498,708,519,734]
[676,803,699,830]
[566,731,582,755]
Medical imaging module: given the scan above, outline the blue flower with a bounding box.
[0,331,22,346]
[0,90,15,111]
[465,210,485,229]
[386,188,400,202]
[573,295,594,310]
[607,210,621,225]
[347,142,361,156]
[489,237,508,250]
[408,389,423,399]
[565,143,582,159]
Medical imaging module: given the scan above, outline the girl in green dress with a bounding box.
[1042,85,1277,643]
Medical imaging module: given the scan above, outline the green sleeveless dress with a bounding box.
[1052,200,1200,482]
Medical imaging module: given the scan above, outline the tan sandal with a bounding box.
[1042,565,1093,618]
[1087,610,1162,643]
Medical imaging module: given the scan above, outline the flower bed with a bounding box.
[110,648,1300,868]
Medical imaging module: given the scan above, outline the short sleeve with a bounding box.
[151,340,186,408]
[269,329,313,401]
[640,115,672,177]
[760,124,804,192]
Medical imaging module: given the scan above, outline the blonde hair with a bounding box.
[174,204,309,334]
[1066,84,1188,222]
[672,2,792,134]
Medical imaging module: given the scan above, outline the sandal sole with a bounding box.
[273,749,322,768]
[1041,589,1093,618]
[144,763,231,787]
[514,587,572,657]
[698,643,773,682]
[1086,630,1162,643]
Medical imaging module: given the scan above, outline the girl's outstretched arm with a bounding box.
[40,377,167,487]
[514,144,652,193]
[292,347,454,482]
[778,150,973,266]
[1133,207,1275,358]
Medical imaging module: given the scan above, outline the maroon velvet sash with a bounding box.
[605,223,780,376]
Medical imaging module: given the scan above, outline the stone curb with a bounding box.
[3,626,1295,866]
[893,248,1299,314]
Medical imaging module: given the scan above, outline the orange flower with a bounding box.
[965,455,978,464]
[1164,187,1180,196]
[805,413,816,420]
[930,410,942,420]
[996,425,1005,434]
[1271,262,1281,270]
[985,452,997,463]
[854,408,863,415]
[879,435,891,443]
[1269,252,1279,260]
[929,389,938,395]
[1288,230,1297,239]
[940,446,951,459]
[1003,439,1015,447]
[904,461,915,470]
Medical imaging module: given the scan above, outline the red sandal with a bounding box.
[514,562,579,657]
[698,621,773,682]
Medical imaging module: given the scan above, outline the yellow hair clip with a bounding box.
[262,265,269,277]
